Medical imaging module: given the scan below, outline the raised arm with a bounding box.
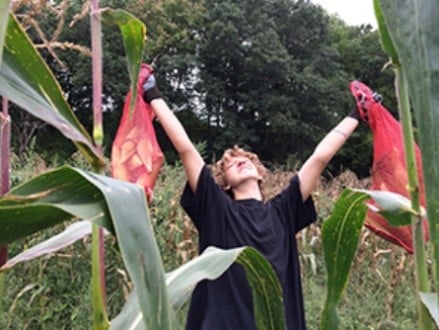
[298,110,361,201]
[143,74,204,192]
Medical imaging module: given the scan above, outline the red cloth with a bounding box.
[111,64,164,203]
[350,81,429,253]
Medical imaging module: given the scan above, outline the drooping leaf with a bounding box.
[92,174,177,329]
[419,292,439,326]
[0,14,103,168]
[357,189,422,226]
[101,8,146,112]
[379,0,439,297]
[321,189,369,329]
[0,0,11,65]
[0,167,111,244]
[0,221,105,272]
[0,166,176,329]
[111,246,286,330]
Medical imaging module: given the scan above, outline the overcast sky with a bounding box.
[311,0,377,28]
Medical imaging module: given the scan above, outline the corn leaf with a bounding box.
[111,246,286,330]
[0,14,103,168]
[373,0,399,65]
[0,166,176,329]
[101,8,146,112]
[0,221,105,271]
[0,0,11,65]
[0,167,111,244]
[379,0,439,298]
[356,189,421,226]
[419,292,439,326]
[321,189,369,329]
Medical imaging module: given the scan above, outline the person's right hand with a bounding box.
[143,73,162,103]
[348,81,383,122]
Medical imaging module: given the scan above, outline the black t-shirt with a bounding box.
[181,165,317,330]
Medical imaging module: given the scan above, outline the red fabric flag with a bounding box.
[350,80,429,253]
[111,64,165,203]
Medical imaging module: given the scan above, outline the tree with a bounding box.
[10,0,205,160]
[196,0,356,170]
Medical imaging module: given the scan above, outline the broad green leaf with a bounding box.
[101,8,146,112]
[357,189,422,226]
[0,166,176,329]
[0,14,104,168]
[379,0,439,297]
[236,247,286,330]
[373,0,399,65]
[0,0,11,65]
[91,173,177,329]
[0,167,111,244]
[321,189,369,330]
[111,246,286,330]
[420,292,439,326]
[0,221,105,272]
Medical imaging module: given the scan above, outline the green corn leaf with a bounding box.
[419,292,439,326]
[0,167,111,244]
[101,8,146,112]
[111,246,286,330]
[321,189,369,330]
[356,189,423,226]
[0,14,104,168]
[0,166,176,329]
[379,0,439,299]
[0,0,11,65]
[373,0,399,65]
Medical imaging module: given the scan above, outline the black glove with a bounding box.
[348,91,382,121]
[348,106,362,120]
[143,74,162,103]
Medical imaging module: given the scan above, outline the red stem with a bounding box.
[0,97,10,266]
[91,0,106,307]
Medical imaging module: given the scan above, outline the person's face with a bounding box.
[223,156,261,188]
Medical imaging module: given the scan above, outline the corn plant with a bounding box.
[320,0,439,328]
[0,2,285,330]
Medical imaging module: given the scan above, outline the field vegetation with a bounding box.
[2,0,438,328]
[0,150,418,329]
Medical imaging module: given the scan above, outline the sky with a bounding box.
[311,0,377,29]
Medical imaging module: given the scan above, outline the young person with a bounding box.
[143,71,362,330]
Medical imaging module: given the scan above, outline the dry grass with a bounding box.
[11,0,91,69]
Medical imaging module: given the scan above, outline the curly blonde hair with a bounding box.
[212,146,267,194]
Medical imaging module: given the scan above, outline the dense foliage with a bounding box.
[9,0,394,177]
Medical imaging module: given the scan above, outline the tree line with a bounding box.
[9,0,396,177]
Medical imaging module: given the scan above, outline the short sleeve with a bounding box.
[270,175,317,233]
[180,165,228,235]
